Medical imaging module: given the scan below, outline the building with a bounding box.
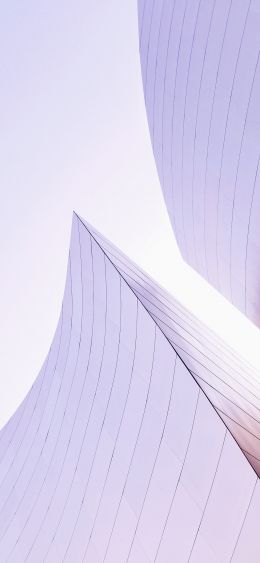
[86,217,260,476]
[138,0,260,326]
[0,214,259,562]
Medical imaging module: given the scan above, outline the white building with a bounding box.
[139,0,260,326]
[0,214,259,562]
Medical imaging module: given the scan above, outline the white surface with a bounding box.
[0,218,258,562]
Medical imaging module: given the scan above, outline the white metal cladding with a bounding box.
[138,0,260,327]
[84,219,260,477]
[0,213,259,562]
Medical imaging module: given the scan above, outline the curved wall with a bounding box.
[138,0,260,326]
[84,220,260,476]
[0,214,259,562]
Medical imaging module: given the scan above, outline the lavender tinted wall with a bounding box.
[138,0,260,326]
[0,214,259,562]
[85,220,260,477]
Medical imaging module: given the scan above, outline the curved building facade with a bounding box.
[84,219,260,477]
[138,0,260,326]
[0,214,260,562]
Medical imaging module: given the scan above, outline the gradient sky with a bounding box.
[0,0,259,429]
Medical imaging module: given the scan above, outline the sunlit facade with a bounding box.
[0,215,259,562]
[0,2,259,559]
[138,0,260,327]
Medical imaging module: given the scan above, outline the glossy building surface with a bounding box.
[138,0,260,326]
[0,214,259,562]
[85,219,260,477]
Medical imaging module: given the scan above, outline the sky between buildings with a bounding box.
[0,0,259,429]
